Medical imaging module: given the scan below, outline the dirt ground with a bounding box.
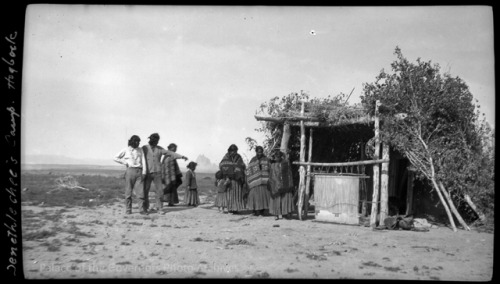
[21,194,494,281]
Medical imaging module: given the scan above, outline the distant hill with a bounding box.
[195,154,218,173]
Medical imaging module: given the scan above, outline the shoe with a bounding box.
[139,211,149,215]
[160,211,166,215]
[125,211,132,215]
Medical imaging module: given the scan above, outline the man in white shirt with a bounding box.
[113,135,148,215]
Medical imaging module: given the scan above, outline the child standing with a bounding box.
[214,170,230,213]
[185,162,200,207]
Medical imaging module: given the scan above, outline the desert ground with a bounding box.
[20,166,494,280]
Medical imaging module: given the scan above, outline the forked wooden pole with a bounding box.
[379,143,389,222]
[280,123,291,160]
[304,128,313,219]
[370,100,381,228]
[298,101,306,220]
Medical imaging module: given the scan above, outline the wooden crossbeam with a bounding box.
[293,159,389,167]
[254,115,322,123]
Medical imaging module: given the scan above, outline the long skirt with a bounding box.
[246,184,271,211]
[269,191,295,216]
[163,182,180,204]
[225,180,246,212]
[214,191,228,208]
[185,189,200,206]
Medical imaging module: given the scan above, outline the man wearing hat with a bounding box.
[142,133,188,214]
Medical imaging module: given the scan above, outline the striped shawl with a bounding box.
[246,156,270,189]
[219,153,246,183]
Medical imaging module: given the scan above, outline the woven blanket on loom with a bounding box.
[269,160,294,195]
[246,156,270,188]
[219,153,245,181]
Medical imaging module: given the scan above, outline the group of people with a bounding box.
[215,145,296,220]
[114,135,296,220]
[113,133,198,215]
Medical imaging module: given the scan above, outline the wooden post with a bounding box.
[405,170,414,216]
[370,100,381,228]
[430,178,457,232]
[464,194,486,222]
[360,142,367,216]
[439,182,470,231]
[304,128,313,218]
[298,101,306,221]
[379,143,389,222]
[280,123,291,160]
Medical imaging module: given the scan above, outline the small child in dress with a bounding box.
[214,170,230,213]
[185,162,200,207]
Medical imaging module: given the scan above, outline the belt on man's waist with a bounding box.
[128,167,142,170]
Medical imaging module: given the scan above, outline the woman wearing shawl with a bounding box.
[161,143,183,207]
[245,146,271,216]
[269,151,296,220]
[219,144,247,214]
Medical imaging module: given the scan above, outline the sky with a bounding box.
[21,5,495,167]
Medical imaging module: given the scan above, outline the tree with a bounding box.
[454,122,494,224]
[246,91,309,157]
[361,47,493,231]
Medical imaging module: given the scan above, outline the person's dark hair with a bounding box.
[215,170,223,180]
[168,143,177,150]
[128,135,140,146]
[228,144,238,152]
[255,146,264,153]
[148,133,160,140]
[273,150,285,159]
[187,161,198,169]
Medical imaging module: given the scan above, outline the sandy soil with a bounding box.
[21,197,494,280]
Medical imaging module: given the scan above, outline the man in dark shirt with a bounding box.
[142,133,187,214]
